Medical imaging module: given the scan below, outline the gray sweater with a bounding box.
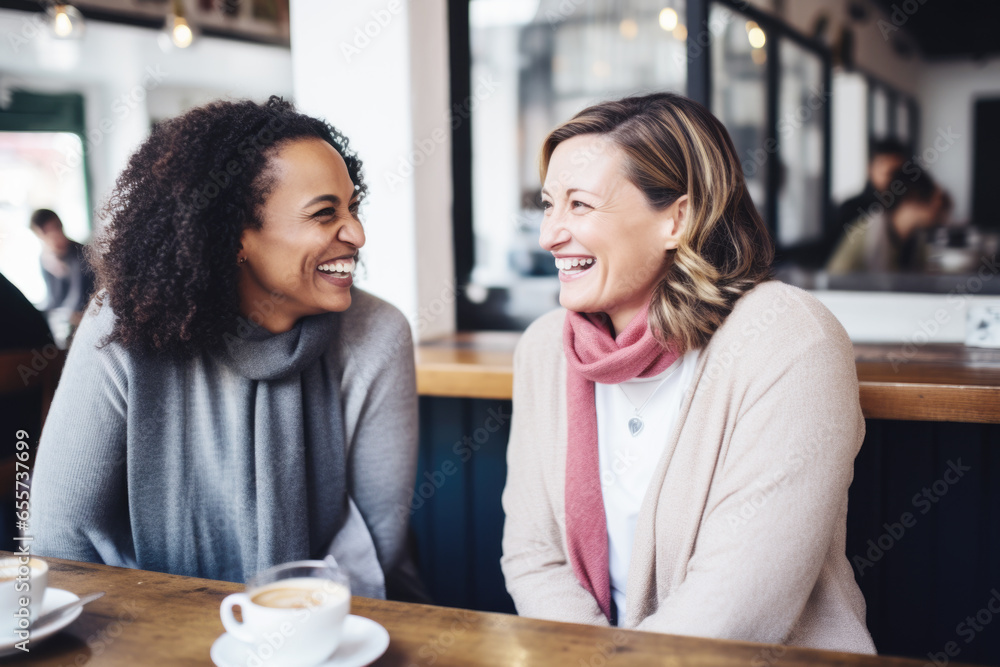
[30,288,417,590]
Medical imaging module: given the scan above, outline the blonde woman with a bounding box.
[500,93,875,652]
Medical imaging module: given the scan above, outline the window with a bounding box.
[710,4,768,215]
[868,78,918,149]
[0,132,90,305]
[708,0,831,253]
[776,38,826,247]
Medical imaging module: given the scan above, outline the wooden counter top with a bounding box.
[417,334,1000,424]
[853,343,1000,423]
[415,332,521,401]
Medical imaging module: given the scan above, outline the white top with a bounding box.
[595,347,701,620]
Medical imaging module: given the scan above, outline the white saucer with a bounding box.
[211,614,389,667]
[0,588,83,657]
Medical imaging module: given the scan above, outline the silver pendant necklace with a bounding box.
[618,359,683,437]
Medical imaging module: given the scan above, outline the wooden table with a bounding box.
[0,553,976,666]
[417,334,1000,424]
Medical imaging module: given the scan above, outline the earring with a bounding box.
[238,256,247,265]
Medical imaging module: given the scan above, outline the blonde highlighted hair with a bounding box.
[540,92,774,352]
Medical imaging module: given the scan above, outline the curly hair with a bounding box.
[89,96,367,357]
[540,92,774,353]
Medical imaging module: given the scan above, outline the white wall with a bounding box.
[918,58,1000,223]
[290,0,456,340]
[812,289,1000,346]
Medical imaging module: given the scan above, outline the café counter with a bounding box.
[416,333,1000,424]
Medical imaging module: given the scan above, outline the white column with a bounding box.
[290,0,456,340]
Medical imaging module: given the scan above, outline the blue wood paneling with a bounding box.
[412,397,515,614]
[848,420,1000,664]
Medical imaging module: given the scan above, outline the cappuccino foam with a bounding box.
[250,578,348,610]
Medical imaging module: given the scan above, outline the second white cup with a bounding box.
[0,557,49,639]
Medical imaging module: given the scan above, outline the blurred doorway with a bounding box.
[0,91,90,307]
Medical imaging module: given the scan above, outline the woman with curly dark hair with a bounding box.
[30,97,418,598]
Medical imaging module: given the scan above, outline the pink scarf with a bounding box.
[562,300,680,622]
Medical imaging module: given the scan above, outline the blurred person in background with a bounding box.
[827,166,945,274]
[29,208,94,346]
[833,139,908,233]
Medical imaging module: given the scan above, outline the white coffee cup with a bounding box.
[220,560,351,667]
[0,557,49,638]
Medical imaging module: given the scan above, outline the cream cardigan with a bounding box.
[500,280,876,653]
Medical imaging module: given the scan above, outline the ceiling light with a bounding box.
[47,4,85,40]
[160,0,197,51]
[659,8,678,31]
[619,18,638,40]
[171,16,193,48]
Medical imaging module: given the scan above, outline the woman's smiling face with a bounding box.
[539,134,685,334]
[238,137,365,333]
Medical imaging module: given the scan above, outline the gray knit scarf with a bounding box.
[127,311,348,583]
